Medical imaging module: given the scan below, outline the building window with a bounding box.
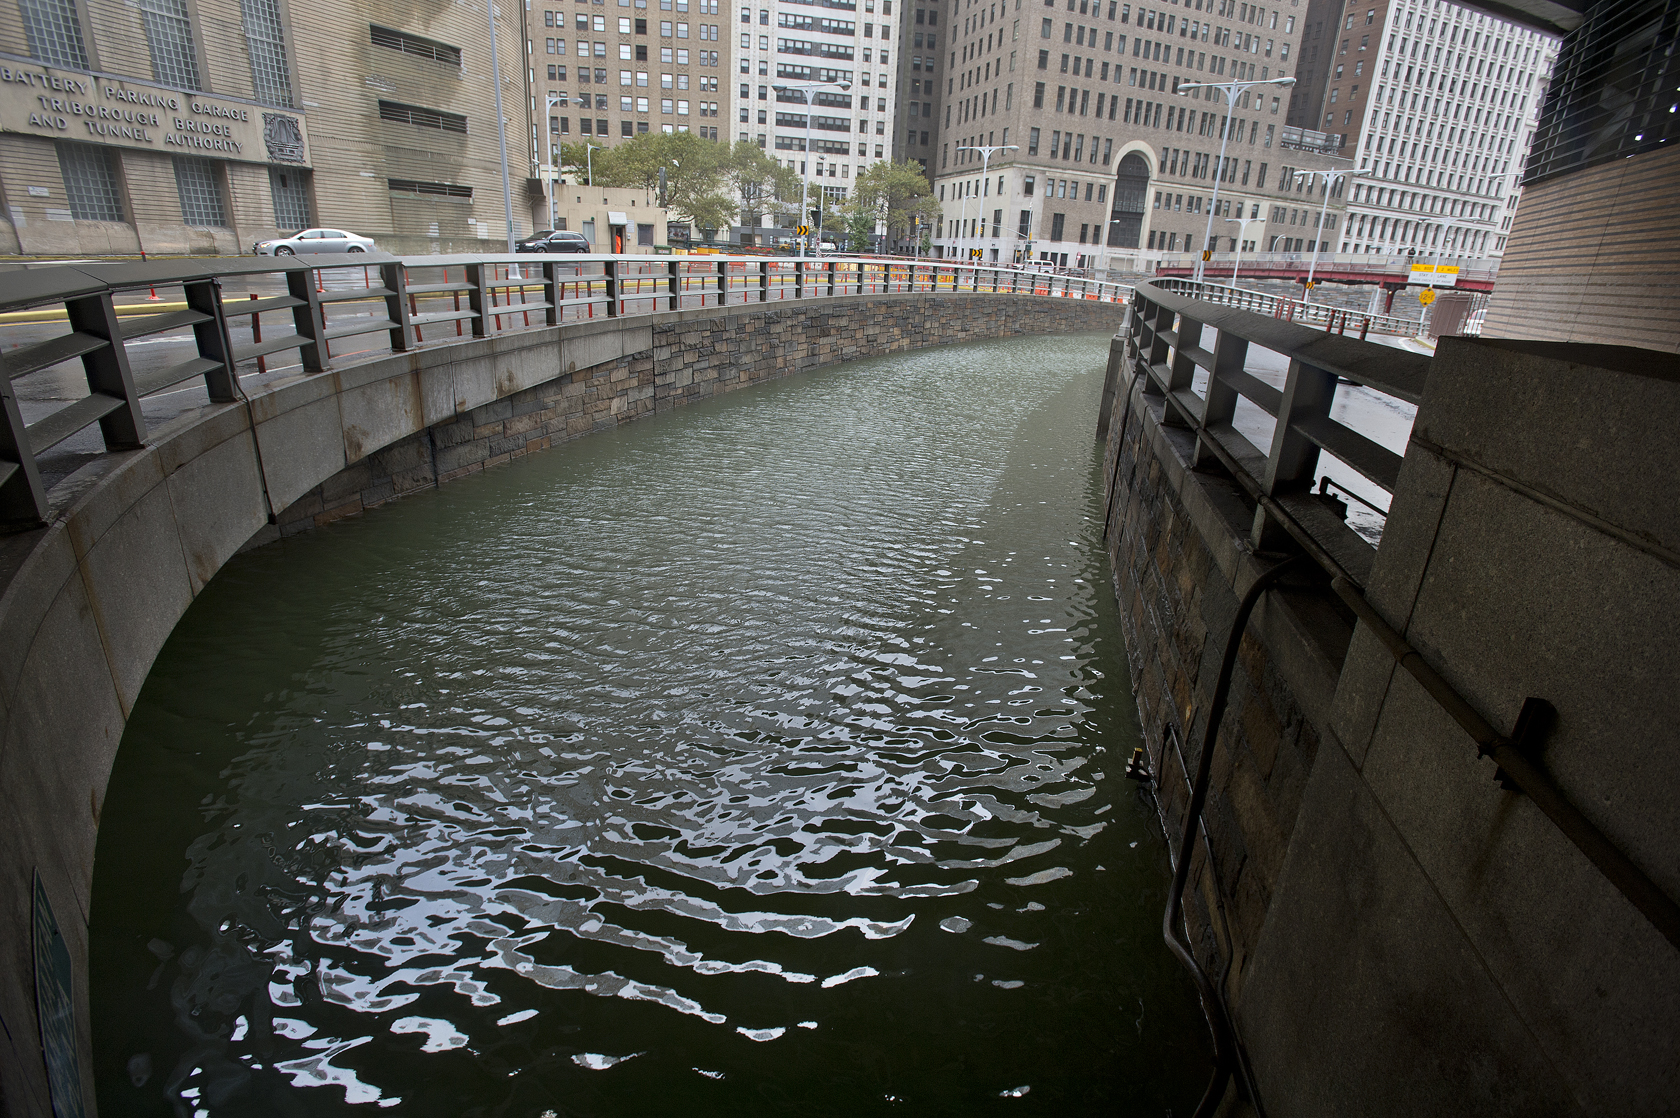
[1028,126,1040,154]
[140,0,202,90]
[1050,212,1065,240]
[240,0,294,106]
[18,0,88,69]
[269,167,310,228]
[173,156,225,225]
[378,101,469,133]
[371,25,462,65]
[57,141,123,222]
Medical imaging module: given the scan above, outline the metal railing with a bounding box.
[0,252,1129,528]
[1123,280,1426,561]
[1151,251,1502,285]
[1151,277,1428,339]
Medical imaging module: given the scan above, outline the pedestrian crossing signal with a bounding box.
[796,224,811,235]
[1202,250,1212,261]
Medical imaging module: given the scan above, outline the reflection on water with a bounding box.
[92,332,1210,1116]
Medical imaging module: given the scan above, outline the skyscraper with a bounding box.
[1285,0,1557,258]
[735,0,902,216]
[531,0,733,157]
[927,0,1352,271]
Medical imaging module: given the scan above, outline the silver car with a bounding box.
[252,228,377,255]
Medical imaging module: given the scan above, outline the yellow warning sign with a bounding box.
[1419,289,1436,305]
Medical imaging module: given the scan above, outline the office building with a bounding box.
[890,0,945,170]
[1,0,536,256]
[926,0,1353,270]
[1285,0,1558,257]
[735,0,901,216]
[529,0,732,157]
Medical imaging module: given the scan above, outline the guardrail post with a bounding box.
[0,357,47,525]
[794,258,805,300]
[464,262,490,337]
[1263,357,1337,497]
[604,259,620,317]
[378,262,416,351]
[183,277,241,401]
[758,260,770,303]
[284,266,329,369]
[1140,296,1170,400]
[716,259,729,307]
[827,259,837,297]
[1195,322,1250,470]
[1162,314,1203,430]
[667,258,680,312]
[540,260,561,326]
[65,291,146,447]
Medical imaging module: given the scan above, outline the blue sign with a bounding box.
[33,872,85,1118]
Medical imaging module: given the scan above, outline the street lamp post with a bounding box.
[1176,75,1295,282]
[543,95,564,232]
[772,79,852,257]
[485,0,517,253]
[955,143,1017,265]
[1292,168,1366,300]
[1222,214,1267,288]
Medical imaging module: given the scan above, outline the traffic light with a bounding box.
[809,208,821,226]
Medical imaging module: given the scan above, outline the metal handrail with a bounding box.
[1127,280,1426,530]
[1153,277,1424,338]
[0,252,1131,527]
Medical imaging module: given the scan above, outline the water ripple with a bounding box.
[94,333,1210,1116]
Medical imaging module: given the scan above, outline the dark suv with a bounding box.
[516,230,592,253]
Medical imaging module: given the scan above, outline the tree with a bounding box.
[847,161,942,249]
[557,134,742,236]
[725,141,800,230]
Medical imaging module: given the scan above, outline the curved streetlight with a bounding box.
[1176,75,1295,282]
[954,143,1017,265]
[1222,214,1267,288]
[1291,167,1370,300]
[772,79,852,257]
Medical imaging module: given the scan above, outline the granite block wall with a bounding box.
[268,294,1121,537]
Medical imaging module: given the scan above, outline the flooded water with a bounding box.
[91,331,1211,1116]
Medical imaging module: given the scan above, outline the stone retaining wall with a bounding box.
[1099,358,1344,1041]
[268,294,1119,538]
[1099,330,1680,1116]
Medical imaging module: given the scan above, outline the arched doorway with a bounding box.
[1108,153,1150,248]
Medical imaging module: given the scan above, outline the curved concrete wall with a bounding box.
[1102,334,1680,1114]
[0,291,1121,1117]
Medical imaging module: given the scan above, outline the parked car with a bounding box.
[252,228,377,255]
[516,230,592,253]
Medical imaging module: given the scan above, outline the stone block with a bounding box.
[434,439,489,475]
[338,369,424,465]
[75,481,195,714]
[1237,737,1581,1117]
[163,430,270,595]
[252,392,347,512]
[1419,338,1680,556]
